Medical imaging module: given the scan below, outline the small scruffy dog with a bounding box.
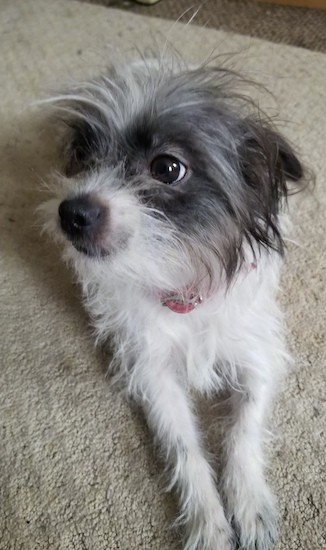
[40,56,304,550]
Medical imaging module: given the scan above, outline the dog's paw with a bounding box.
[229,489,278,550]
[183,510,234,550]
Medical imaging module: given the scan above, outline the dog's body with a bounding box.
[40,57,304,550]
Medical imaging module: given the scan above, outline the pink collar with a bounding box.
[159,262,257,314]
[160,291,203,314]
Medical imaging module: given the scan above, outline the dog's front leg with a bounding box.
[221,368,278,550]
[141,363,233,550]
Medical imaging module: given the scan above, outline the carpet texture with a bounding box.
[0,1,325,549]
[84,0,326,53]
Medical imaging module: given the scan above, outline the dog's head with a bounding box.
[41,60,304,298]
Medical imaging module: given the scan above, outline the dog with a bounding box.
[39,55,304,550]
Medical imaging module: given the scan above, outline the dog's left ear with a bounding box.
[240,124,303,192]
[238,123,304,253]
[267,130,303,183]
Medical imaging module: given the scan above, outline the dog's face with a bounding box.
[42,61,303,294]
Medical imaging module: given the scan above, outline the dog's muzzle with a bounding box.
[58,195,107,256]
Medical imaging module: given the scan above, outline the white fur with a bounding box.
[37,56,298,549]
[40,169,289,550]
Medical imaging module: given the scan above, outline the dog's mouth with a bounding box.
[72,241,109,258]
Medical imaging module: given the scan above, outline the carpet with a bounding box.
[83,0,326,53]
[0,1,325,549]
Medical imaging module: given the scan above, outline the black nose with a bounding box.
[59,196,104,238]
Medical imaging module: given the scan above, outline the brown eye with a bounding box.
[150,155,187,184]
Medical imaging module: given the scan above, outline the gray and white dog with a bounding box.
[40,55,304,550]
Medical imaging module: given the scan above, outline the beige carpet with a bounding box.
[0,1,325,549]
[85,0,326,53]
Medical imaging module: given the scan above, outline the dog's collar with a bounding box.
[160,291,203,314]
[159,262,257,314]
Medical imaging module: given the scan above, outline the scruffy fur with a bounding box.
[39,55,304,550]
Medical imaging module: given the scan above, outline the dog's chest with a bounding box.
[84,261,278,394]
[162,304,246,392]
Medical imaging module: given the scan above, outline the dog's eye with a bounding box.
[150,155,187,184]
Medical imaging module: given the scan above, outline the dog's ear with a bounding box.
[240,124,303,191]
[275,134,303,182]
[238,123,304,253]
